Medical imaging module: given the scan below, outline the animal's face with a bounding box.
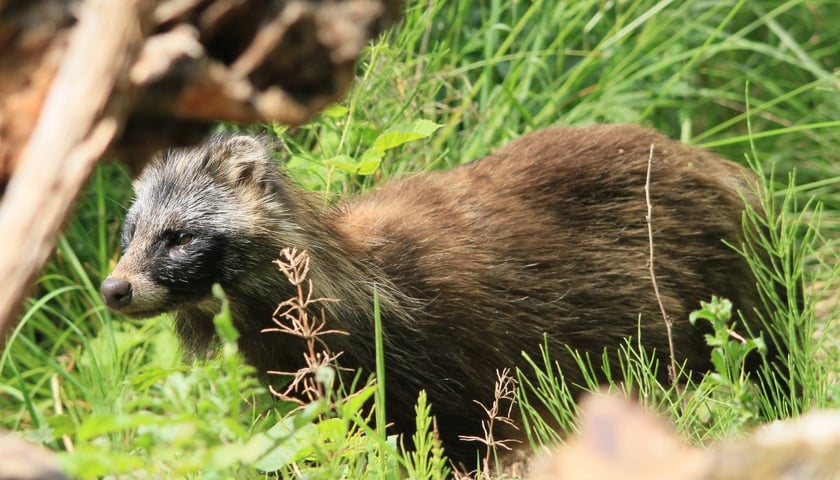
[101,135,280,317]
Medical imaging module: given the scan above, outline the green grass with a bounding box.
[2,0,839,478]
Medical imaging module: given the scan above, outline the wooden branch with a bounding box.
[0,0,151,340]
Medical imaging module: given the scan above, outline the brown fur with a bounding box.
[103,124,780,466]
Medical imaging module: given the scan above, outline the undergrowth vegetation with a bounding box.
[2,0,839,478]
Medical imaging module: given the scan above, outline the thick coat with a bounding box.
[102,124,779,465]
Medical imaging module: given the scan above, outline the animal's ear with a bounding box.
[212,135,277,193]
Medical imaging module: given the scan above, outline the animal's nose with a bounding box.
[101,278,133,310]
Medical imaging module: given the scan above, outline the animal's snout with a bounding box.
[101,278,133,310]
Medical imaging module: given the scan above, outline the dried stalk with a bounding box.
[262,247,347,405]
[644,144,679,386]
[458,368,520,478]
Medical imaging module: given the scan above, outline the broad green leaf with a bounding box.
[338,384,377,418]
[323,154,359,173]
[46,414,75,438]
[315,417,349,442]
[78,413,169,440]
[60,448,146,478]
[206,439,268,469]
[252,407,324,471]
[372,120,442,153]
[321,104,349,118]
[356,149,383,175]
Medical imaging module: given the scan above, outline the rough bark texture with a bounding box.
[0,0,403,342]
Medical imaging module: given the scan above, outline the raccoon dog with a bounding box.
[102,124,782,465]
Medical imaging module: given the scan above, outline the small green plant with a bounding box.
[516,334,681,451]
[282,114,442,195]
[403,390,450,480]
[689,296,766,425]
[59,286,274,478]
[322,119,442,177]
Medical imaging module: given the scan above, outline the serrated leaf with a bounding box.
[372,119,442,153]
[710,350,728,381]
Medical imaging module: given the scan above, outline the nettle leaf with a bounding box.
[320,120,440,177]
[372,119,442,153]
[325,151,382,175]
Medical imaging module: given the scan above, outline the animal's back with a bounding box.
[327,125,769,459]
[335,124,760,365]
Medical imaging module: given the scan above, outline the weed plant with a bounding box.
[1,0,839,478]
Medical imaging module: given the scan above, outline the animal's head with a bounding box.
[101,134,290,317]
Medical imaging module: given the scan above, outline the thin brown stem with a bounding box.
[645,144,680,388]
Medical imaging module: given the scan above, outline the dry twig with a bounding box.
[644,144,680,387]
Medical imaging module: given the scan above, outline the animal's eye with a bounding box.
[174,232,194,246]
[164,231,194,248]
